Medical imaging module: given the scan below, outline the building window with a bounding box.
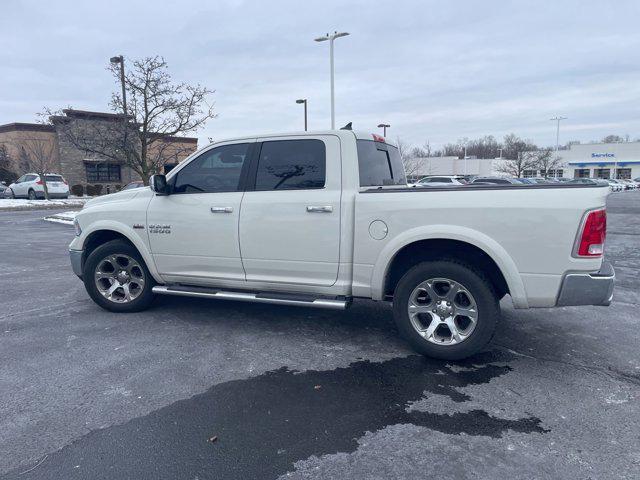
[574,169,590,178]
[615,168,631,179]
[522,170,537,178]
[594,168,610,179]
[547,169,564,178]
[85,163,121,182]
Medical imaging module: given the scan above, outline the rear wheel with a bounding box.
[83,240,155,312]
[28,189,36,200]
[392,260,499,360]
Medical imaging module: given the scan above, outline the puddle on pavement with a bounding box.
[5,351,548,480]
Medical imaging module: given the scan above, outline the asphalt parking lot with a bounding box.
[1,192,639,479]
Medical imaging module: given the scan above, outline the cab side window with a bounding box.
[172,143,251,194]
[254,140,326,190]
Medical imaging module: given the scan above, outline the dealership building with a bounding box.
[546,141,640,180]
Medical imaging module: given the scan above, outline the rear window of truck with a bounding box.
[357,140,407,187]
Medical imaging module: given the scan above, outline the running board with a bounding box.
[152,285,351,310]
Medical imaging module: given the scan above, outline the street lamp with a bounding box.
[550,116,567,178]
[377,123,390,137]
[314,31,350,129]
[296,99,308,131]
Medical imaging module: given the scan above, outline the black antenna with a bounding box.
[340,122,352,130]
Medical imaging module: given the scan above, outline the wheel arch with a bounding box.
[370,226,528,308]
[79,223,163,283]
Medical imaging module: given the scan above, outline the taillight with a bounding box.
[372,133,385,142]
[576,209,606,257]
[36,179,43,185]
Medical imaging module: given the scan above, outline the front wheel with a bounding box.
[82,240,156,312]
[392,260,499,360]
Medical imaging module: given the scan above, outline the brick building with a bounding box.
[0,109,198,192]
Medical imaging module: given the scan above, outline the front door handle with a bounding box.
[211,206,233,213]
[306,205,333,213]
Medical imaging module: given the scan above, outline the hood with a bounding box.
[83,187,152,209]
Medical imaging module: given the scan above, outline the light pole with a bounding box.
[110,55,130,181]
[296,99,308,131]
[377,123,390,137]
[314,31,349,129]
[550,116,567,178]
[463,145,468,176]
[110,55,127,118]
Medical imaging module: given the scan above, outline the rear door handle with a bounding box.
[306,205,333,213]
[211,206,233,213]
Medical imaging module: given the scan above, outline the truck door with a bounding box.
[239,135,341,287]
[146,140,254,283]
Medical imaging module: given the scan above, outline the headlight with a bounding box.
[73,218,82,236]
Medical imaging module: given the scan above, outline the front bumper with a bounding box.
[69,249,83,278]
[556,261,615,307]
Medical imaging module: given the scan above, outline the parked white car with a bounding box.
[414,175,466,187]
[69,130,614,360]
[606,179,624,192]
[6,173,69,199]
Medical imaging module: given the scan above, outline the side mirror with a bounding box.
[149,174,168,195]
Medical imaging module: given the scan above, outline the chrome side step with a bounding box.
[152,285,351,310]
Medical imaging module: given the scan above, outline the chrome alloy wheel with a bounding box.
[407,278,478,345]
[94,254,145,303]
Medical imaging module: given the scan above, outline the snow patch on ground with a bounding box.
[43,211,79,225]
[0,197,90,210]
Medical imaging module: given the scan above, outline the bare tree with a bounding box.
[13,137,57,199]
[530,147,561,178]
[602,134,624,143]
[494,154,538,178]
[491,134,539,178]
[395,137,431,181]
[47,56,215,185]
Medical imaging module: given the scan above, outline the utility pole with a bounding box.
[296,99,308,131]
[110,55,130,181]
[550,116,567,178]
[314,31,349,129]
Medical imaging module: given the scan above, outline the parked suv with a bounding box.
[6,173,69,199]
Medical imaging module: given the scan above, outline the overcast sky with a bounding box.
[1,0,639,149]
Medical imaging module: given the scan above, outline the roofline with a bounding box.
[149,134,198,144]
[61,109,132,121]
[0,122,55,134]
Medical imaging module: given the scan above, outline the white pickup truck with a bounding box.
[69,130,614,359]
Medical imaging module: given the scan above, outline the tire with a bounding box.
[28,189,36,200]
[392,260,499,360]
[82,239,156,312]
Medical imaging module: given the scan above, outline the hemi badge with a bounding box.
[133,224,145,229]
